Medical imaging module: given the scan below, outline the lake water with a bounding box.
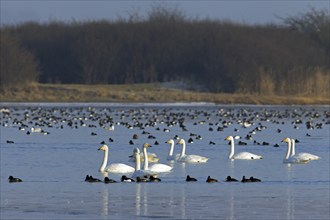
[1,103,329,219]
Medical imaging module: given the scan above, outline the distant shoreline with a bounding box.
[0,83,329,105]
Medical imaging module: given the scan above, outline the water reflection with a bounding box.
[101,172,108,218]
[101,186,109,218]
[135,182,149,217]
[286,165,295,220]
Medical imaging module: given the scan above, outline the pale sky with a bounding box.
[1,0,329,25]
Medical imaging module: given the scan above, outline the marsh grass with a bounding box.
[0,83,329,105]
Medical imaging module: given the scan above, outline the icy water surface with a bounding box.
[1,103,329,219]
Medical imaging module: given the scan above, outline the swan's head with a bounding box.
[281,137,290,143]
[225,136,233,141]
[165,139,174,144]
[143,143,151,149]
[133,147,140,154]
[177,139,185,145]
[98,144,108,151]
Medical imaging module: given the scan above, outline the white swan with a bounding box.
[291,138,320,160]
[143,143,173,172]
[176,139,209,163]
[98,145,135,173]
[128,151,160,163]
[282,138,310,164]
[131,147,156,178]
[165,139,180,161]
[225,136,263,160]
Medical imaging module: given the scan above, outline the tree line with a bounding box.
[1,6,329,96]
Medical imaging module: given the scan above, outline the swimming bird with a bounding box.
[225,176,238,182]
[282,138,310,164]
[186,175,197,182]
[8,176,22,183]
[132,147,157,178]
[177,139,209,163]
[121,175,135,182]
[104,177,117,183]
[128,147,159,163]
[290,138,320,160]
[136,176,149,182]
[241,176,252,182]
[165,139,180,161]
[225,136,263,160]
[98,145,135,173]
[142,143,173,173]
[85,175,102,182]
[149,175,161,182]
[250,176,261,182]
[206,176,218,183]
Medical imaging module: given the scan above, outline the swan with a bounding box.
[225,136,263,160]
[128,151,159,163]
[143,143,173,173]
[291,138,320,160]
[176,139,209,163]
[282,138,310,164]
[165,139,180,161]
[132,147,157,178]
[98,145,135,173]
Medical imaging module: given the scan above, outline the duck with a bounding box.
[149,175,161,182]
[121,175,135,182]
[186,175,197,182]
[98,145,135,173]
[206,176,218,183]
[241,176,252,183]
[85,175,102,182]
[225,176,238,182]
[177,139,209,163]
[225,136,263,160]
[250,176,261,182]
[104,177,117,183]
[136,176,149,182]
[8,176,22,183]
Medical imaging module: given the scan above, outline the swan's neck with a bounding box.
[229,138,235,159]
[179,140,186,158]
[290,140,295,157]
[100,148,108,172]
[168,142,175,156]
[135,151,141,171]
[284,140,291,160]
[143,147,149,170]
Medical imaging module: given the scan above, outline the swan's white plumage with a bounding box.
[143,143,173,172]
[282,138,310,164]
[165,139,180,161]
[132,145,157,178]
[291,139,320,161]
[225,136,262,160]
[177,139,209,163]
[98,145,135,173]
[129,152,160,163]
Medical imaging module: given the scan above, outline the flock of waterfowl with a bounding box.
[2,106,327,184]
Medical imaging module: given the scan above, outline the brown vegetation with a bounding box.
[0,83,328,105]
[0,6,329,101]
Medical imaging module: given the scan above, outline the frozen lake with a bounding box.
[1,103,329,219]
